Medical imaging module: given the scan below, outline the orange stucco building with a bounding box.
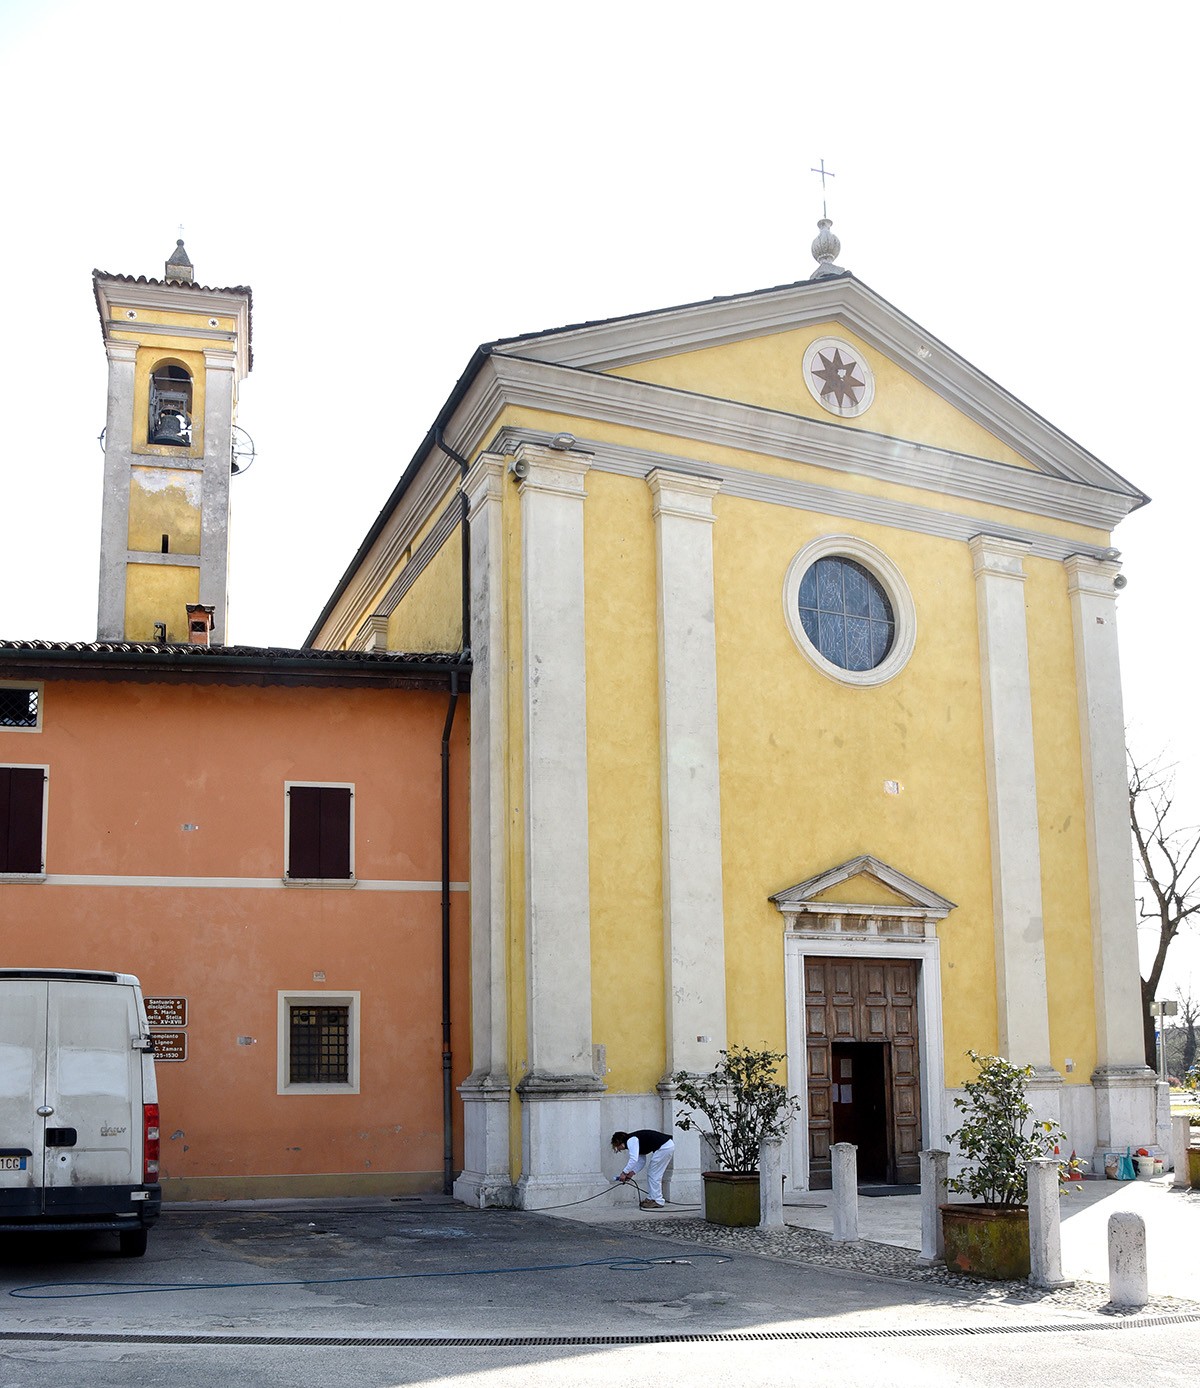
[0,643,469,1199]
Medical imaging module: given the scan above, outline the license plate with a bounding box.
[1,1156,27,1171]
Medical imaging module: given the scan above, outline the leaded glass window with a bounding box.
[798,556,895,672]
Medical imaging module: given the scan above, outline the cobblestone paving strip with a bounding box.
[625,1217,1200,1319]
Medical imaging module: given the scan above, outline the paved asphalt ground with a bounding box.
[1,1183,1198,1387]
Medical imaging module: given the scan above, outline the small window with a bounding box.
[285,783,353,881]
[277,991,360,1094]
[0,685,40,731]
[1,765,47,875]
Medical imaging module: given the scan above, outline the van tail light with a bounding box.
[143,1103,160,1183]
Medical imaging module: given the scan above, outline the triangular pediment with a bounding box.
[488,274,1145,505]
[771,854,955,919]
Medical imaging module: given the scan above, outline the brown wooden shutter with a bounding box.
[0,766,45,873]
[287,785,351,879]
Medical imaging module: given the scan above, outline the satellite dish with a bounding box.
[98,426,106,454]
[230,425,256,476]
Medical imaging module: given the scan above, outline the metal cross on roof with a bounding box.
[809,159,836,218]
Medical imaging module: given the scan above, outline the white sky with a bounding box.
[1,0,1197,997]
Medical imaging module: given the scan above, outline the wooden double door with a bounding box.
[805,957,921,1188]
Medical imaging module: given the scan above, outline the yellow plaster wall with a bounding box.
[1026,556,1097,1080]
[127,466,202,556]
[384,529,463,653]
[108,307,235,333]
[124,563,200,642]
[610,323,1036,470]
[566,471,1005,1096]
[810,876,915,908]
[713,502,999,1085]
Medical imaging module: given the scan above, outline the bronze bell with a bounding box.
[151,410,188,445]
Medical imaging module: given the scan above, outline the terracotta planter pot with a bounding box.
[703,1171,760,1227]
[940,1203,1030,1281]
[1188,1148,1200,1190]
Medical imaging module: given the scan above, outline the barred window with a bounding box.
[289,1005,349,1084]
[0,687,39,730]
[277,991,360,1094]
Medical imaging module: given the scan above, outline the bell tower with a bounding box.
[94,242,252,645]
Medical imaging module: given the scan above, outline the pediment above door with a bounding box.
[769,854,955,940]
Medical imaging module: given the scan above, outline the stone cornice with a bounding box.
[489,426,1116,564]
[95,277,251,379]
[464,354,1140,532]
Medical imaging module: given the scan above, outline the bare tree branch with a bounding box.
[1129,747,1200,1067]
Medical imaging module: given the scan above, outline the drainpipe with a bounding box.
[439,667,460,1195]
[434,428,470,1196]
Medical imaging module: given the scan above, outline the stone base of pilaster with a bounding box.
[453,1074,514,1208]
[514,1072,606,1209]
[656,1077,705,1204]
[1025,1065,1064,1130]
[1089,1063,1158,1174]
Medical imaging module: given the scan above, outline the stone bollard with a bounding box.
[759,1136,784,1228]
[1027,1157,1072,1289]
[1108,1211,1149,1309]
[699,1133,719,1220]
[917,1149,948,1265]
[1171,1114,1190,1188]
[831,1142,859,1242]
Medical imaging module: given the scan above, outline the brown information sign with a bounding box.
[145,997,187,1029]
[149,1030,187,1063]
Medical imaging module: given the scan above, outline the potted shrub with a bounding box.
[671,1045,802,1227]
[941,1050,1071,1280]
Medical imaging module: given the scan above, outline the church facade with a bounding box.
[312,223,1156,1207]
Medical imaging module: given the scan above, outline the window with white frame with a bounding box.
[1,764,47,876]
[277,991,360,1094]
[0,684,41,731]
[284,782,354,881]
[783,535,916,687]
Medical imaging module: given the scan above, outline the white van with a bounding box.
[0,968,161,1256]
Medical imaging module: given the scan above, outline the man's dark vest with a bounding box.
[631,1129,671,1153]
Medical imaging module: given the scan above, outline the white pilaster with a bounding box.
[969,535,1053,1076]
[1064,554,1155,1157]
[454,454,512,1208]
[648,471,728,1069]
[97,342,138,640]
[513,442,604,1206]
[199,348,236,644]
[648,469,728,1202]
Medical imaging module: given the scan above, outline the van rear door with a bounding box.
[42,978,142,1209]
[0,978,45,1212]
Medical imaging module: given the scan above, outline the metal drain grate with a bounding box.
[3,1314,1199,1349]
